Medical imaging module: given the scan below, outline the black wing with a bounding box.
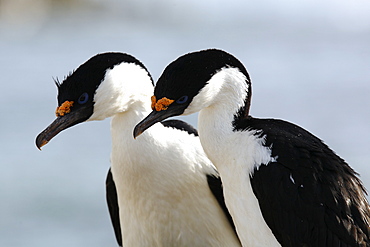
[161,119,198,136]
[207,173,240,242]
[106,169,122,246]
[241,118,370,247]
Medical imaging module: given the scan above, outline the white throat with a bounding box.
[194,67,281,246]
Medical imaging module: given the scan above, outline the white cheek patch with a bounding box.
[89,62,153,121]
[184,66,248,116]
[184,72,224,115]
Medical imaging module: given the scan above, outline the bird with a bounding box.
[35,52,241,247]
[134,48,370,247]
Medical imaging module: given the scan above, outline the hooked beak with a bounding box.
[35,107,91,150]
[133,107,180,139]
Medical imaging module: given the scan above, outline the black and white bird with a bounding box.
[35,52,241,246]
[134,49,370,247]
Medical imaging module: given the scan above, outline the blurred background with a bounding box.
[1,0,369,246]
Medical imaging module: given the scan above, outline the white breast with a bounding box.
[110,112,241,246]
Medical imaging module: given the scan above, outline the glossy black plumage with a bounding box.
[234,117,370,246]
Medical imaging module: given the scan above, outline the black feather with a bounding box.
[233,117,370,247]
[161,119,198,136]
[106,169,122,247]
[207,174,241,244]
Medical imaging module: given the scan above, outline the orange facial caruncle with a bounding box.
[151,96,174,111]
[55,101,74,117]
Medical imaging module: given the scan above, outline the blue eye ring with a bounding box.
[78,92,89,104]
[176,95,188,104]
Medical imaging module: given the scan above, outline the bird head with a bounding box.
[36,52,152,149]
[133,48,250,138]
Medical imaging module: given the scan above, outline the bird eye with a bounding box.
[176,95,188,104]
[78,93,89,104]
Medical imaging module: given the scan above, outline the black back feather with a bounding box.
[234,117,370,246]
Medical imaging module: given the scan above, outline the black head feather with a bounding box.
[154,49,251,116]
[57,52,152,107]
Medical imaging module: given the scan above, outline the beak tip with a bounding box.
[35,135,48,150]
[133,127,142,139]
[134,109,173,139]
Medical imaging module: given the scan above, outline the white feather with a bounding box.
[192,67,281,247]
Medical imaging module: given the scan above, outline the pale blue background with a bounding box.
[1,0,369,246]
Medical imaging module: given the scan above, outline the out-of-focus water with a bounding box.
[1,0,369,246]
